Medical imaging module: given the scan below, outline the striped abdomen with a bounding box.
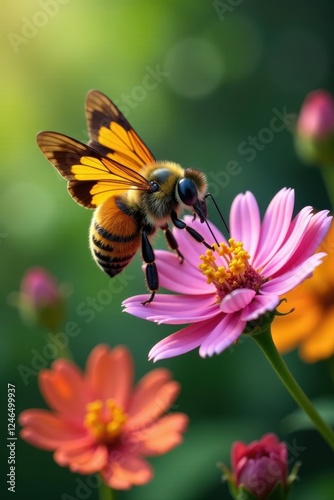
[89,196,143,278]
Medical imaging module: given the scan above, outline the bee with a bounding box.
[37,90,212,303]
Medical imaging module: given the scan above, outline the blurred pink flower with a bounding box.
[230,433,288,499]
[13,267,65,331]
[19,345,188,490]
[297,89,334,139]
[21,267,60,308]
[295,89,334,166]
[123,188,331,361]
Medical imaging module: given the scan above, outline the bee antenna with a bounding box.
[195,204,220,246]
[204,217,220,246]
[205,193,230,234]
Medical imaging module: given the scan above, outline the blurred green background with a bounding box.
[1,0,334,499]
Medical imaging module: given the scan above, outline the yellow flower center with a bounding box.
[84,399,127,442]
[199,239,263,299]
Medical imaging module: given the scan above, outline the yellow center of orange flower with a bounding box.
[199,239,263,299]
[84,399,127,442]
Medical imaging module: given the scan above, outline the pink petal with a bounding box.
[171,215,226,262]
[123,294,219,324]
[253,188,295,269]
[230,191,261,258]
[272,210,331,276]
[220,288,256,313]
[260,206,313,277]
[148,316,222,361]
[155,250,211,294]
[261,253,326,295]
[199,312,245,357]
[241,294,280,321]
[231,441,249,470]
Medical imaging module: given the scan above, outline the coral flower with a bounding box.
[272,220,334,362]
[19,345,188,489]
[123,188,331,361]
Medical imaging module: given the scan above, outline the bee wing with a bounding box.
[37,131,151,208]
[85,90,156,172]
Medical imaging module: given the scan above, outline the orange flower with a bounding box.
[19,345,188,489]
[272,221,334,362]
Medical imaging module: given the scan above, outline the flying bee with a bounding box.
[37,90,213,304]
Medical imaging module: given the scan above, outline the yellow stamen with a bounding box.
[199,239,260,298]
[84,399,128,442]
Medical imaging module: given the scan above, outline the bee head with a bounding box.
[181,168,208,222]
[141,162,208,223]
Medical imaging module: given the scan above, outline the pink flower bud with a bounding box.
[21,267,60,309]
[295,89,334,165]
[231,433,288,499]
[14,267,65,331]
[297,89,334,139]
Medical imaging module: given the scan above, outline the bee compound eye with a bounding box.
[149,181,159,192]
[177,178,198,206]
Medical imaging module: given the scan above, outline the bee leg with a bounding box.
[160,223,184,263]
[171,211,213,250]
[141,228,159,305]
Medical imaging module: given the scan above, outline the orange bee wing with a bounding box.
[36,131,151,209]
[85,90,155,172]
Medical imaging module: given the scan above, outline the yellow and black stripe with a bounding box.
[89,196,146,277]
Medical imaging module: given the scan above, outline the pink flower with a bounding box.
[123,188,331,361]
[231,433,288,499]
[21,267,60,309]
[297,89,334,139]
[13,267,65,331]
[19,345,188,490]
[295,90,334,166]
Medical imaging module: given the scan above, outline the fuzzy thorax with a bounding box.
[127,161,207,226]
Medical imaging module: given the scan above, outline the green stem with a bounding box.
[320,165,334,210]
[252,326,334,451]
[98,478,115,500]
[327,355,334,386]
[47,330,74,361]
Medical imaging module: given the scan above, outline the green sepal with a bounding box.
[236,482,288,500]
[295,133,334,167]
[236,485,259,499]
